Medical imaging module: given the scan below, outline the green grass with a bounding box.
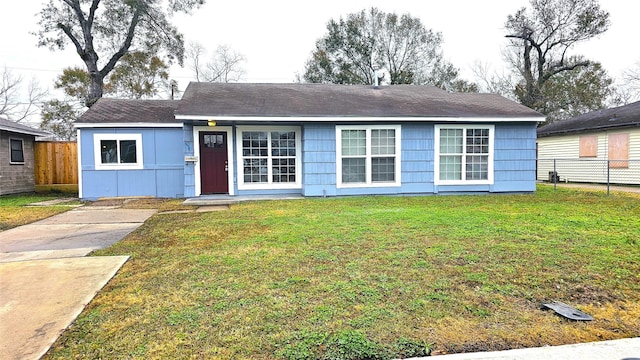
[45,186,640,359]
[0,193,79,231]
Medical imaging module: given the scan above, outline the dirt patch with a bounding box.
[89,199,127,207]
[570,284,618,305]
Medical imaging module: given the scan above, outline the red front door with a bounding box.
[200,132,228,194]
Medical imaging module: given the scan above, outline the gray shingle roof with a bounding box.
[0,117,48,136]
[537,101,640,137]
[176,83,543,119]
[76,99,181,124]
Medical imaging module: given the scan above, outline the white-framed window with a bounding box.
[9,138,25,164]
[236,126,302,190]
[434,124,494,185]
[93,133,143,170]
[336,125,401,188]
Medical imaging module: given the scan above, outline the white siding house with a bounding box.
[537,101,640,185]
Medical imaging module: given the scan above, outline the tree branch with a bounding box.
[99,7,142,78]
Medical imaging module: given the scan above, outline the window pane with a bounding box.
[243,158,268,183]
[341,130,366,156]
[271,131,296,158]
[440,129,463,153]
[243,131,268,157]
[101,140,118,164]
[119,140,137,163]
[466,128,489,154]
[272,158,296,183]
[466,155,488,180]
[371,129,395,155]
[203,134,224,148]
[342,157,366,183]
[439,155,462,180]
[10,139,24,163]
[372,157,395,182]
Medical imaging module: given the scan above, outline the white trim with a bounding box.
[434,124,495,185]
[93,133,144,170]
[193,126,234,196]
[176,115,545,123]
[8,138,25,164]
[235,126,302,191]
[75,122,183,128]
[77,129,83,198]
[336,125,402,188]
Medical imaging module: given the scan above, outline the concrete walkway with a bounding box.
[0,205,156,360]
[417,337,640,359]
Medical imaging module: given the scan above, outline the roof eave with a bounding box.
[174,115,545,123]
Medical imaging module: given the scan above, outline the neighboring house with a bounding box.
[537,101,640,185]
[0,118,49,195]
[75,83,544,200]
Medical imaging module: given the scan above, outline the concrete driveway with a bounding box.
[0,205,156,360]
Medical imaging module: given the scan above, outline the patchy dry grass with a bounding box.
[0,193,78,231]
[45,186,640,359]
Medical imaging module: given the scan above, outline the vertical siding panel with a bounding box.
[493,123,537,192]
[79,128,184,199]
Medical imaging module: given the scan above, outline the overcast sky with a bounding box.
[1,1,638,103]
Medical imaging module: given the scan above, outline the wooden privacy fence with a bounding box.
[34,141,78,186]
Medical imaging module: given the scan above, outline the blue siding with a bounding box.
[399,124,434,193]
[80,121,537,199]
[492,123,537,193]
[80,127,184,200]
[183,124,196,197]
[302,124,337,196]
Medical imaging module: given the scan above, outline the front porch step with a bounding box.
[182,194,304,206]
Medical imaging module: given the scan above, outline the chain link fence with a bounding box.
[537,158,640,195]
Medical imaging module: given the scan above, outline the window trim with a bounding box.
[236,126,302,190]
[93,133,143,170]
[336,124,402,188]
[434,124,494,185]
[9,138,25,164]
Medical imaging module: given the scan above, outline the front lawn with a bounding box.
[0,193,79,231]
[45,186,640,359]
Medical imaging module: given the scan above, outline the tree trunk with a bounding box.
[86,73,104,107]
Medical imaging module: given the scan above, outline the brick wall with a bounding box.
[0,131,36,195]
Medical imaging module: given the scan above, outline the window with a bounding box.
[579,135,597,158]
[434,125,494,185]
[608,133,629,168]
[236,127,301,189]
[9,138,24,164]
[336,125,401,188]
[93,134,143,170]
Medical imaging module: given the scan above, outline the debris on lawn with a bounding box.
[542,300,594,321]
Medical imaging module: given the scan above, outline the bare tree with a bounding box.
[621,61,640,101]
[0,67,47,123]
[470,61,516,99]
[187,42,246,83]
[504,0,610,112]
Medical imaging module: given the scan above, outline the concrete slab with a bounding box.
[36,208,157,225]
[414,337,640,360]
[0,223,142,256]
[0,248,96,263]
[26,198,79,206]
[195,205,229,212]
[0,256,129,360]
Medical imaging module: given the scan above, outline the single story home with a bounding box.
[537,101,640,185]
[0,118,49,195]
[75,83,544,200]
